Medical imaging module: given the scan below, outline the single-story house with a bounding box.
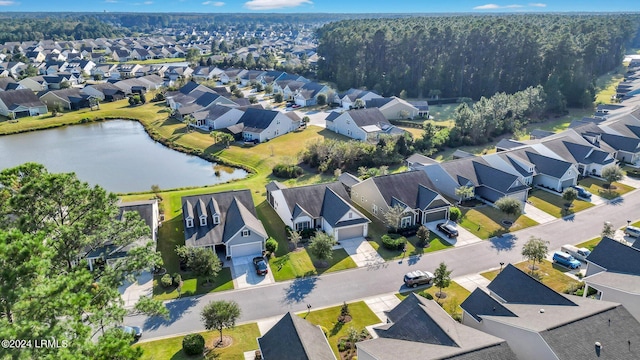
[40,88,97,111]
[366,96,420,120]
[240,108,300,143]
[325,108,406,142]
[81,83,126,102]
[0,89,48,118]
[182,190,267,259]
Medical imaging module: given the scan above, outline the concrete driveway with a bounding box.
[119,271,153,308]
[425,220,483,247]
[337,237,385,267]
[523,203,556,224]
[231,256,274,289]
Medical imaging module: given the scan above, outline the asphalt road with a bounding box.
[127,188,640,341]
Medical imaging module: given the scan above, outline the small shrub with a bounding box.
[449,207,462,222]
[182,333,205,356]
[161,273,173,288]
[421,292,434,300]
[300,228,316,239]
[381,234,407,250]
[265,237,278,254]
[341,301,350,317]
[272,163,304,179]
[337,339,348,352]
[173,273,182,285]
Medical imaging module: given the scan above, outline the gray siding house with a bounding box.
[182,190,267,259]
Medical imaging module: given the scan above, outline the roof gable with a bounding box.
[586,237,640,275]
[258,312,336,360]
[370,171,443,209]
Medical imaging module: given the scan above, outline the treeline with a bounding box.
[0,16,127,43]
[317,14,640,109]
[450,85,547,146]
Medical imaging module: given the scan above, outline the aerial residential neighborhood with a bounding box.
[2,5,640,360]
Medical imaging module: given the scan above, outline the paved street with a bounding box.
[126,187,640,341]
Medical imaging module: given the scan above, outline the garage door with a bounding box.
[560,178,574,190]
[230,242,262,258]
[424,209,447,223]
[337,226,364,241]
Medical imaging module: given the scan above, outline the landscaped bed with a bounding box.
[481,259,582,294]
[578,177,634,200]
[458,207,538,239]
[527,189,594,218]
[299,301,380,359]
[134,323,260,360]
[397,280,471,320]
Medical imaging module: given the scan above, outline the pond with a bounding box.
[0,120,248,193]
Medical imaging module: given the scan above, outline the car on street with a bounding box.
[552,251,581,269]
[625,225,640,238]
[253,256,268,275]
[437,222,459,238]
[571,185,592,199]
[117,325,143,340]
[404,270,434,288]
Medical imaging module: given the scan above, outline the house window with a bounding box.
[373,204,378,215]
[401,216,412,228]
[242,229,250,237]
[213,215,220,224]
[186,218,194,228]
[348,212,353,219]
[295,221,310,231]
[199,216,207,226]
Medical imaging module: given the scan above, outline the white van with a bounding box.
[624,225,640,238]
[560,244,591,262]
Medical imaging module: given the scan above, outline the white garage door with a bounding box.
[230,242,262,258]
[337,226,364,241]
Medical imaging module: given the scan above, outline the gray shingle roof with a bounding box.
[258,312,336,360]
[325,111,340,122]
[370,171,445,210]
[472,161,527,193]
[496,139,525,150]
[600,133,640,152]
[182,190,265,247]
[461,288,517,322]
[586,237,640,275]
[346,107,390,128]
[530,129,556,139]
[0,88,45,108]
[239,107,279,133]
[487,264,578,306]
[525,151,573,179]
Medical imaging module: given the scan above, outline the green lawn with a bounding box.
[458,206,538,239]
[594,66,626,104]
[397,280,471,319]
[518,108,595,141]
[576,237,602,252]
[300,301,380,357]
[107,57,187,65]
[527,189,594,218]
[481,259,582,294]
[135,323,260,360]
[578,177,634,200]
[153,267,234,301]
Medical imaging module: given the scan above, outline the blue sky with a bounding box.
[0,0,638,13]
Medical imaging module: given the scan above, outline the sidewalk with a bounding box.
[523,203,556,224]
[453,273,492,293]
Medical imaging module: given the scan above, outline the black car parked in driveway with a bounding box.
[437,222,459,238]
[253,256,268,275]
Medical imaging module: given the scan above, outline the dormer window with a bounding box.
[199,216,207,226]
[186,218,194,228]
[242,229,250,237]
[213,215,220,224]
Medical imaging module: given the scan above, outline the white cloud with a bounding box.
[0,1,16,5]
[144,0,153,4]
[529,2,546,7]
[244,0,312,10]
[104,0,118,3]
[474,3,525,10]
[203,0,224,4]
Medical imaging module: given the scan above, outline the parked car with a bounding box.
[560,244,591,262]
[292,104,301,108]
[253,256,268,275]
[624,225,640,238]
[117,325,142,340]
[571,185,592,199]
[403,270,434,288]
[437,222,459,238]
[552,251,581,269]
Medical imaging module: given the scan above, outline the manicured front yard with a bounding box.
[578,177,634,200]
[576,237,602,252]
[481,259,582,294]
[397,280,471,319]
[527,189,594,218]
[135,323,260,360]
[458,206,538,239]
[300,301,380,357]
[153,267,234,301]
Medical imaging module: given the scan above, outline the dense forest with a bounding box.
[317,14,640,109]
[0,16,127,43]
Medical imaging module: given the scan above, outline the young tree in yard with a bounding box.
[289,229,302,249]
[601,221,615,238]
[433,262,452,303]
[384,204,406,232]
[521,236,549,275]
[0,164,166,359]
[455,185,474,205]
[201,300,241,347]
[562,187,578,208]
[308,232,335,264]
[416,225,430,247]
[601,164,623,191]
[495,196,522,224]
[317,93,327,105]
[216,132,234,148]
[273,92,283,103]
[175,246,221,284]
[353,98,365,109]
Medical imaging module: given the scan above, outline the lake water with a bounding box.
[0,120,248,193]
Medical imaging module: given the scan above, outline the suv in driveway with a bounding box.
[571,185,592,199]
[437,222,459,238]
[552,251,581,269]
[253,256,268,275]
[404,270,434,288]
